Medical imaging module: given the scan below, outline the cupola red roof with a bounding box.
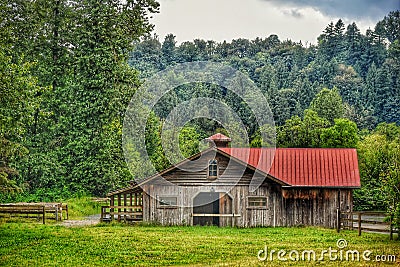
[205,133,232,142]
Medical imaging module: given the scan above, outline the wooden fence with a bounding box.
[101,205,142,222]
[0,203,68,224]
[339,210,398,240]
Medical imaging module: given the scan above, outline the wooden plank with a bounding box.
[117,194,121,222]
[42,206,45,224]
[358,211,388,216]
[0,205,45,210]
[110,212,143,216]
[107,206,142,209]
[342,211,388,216]
[390,215,393,240]
[0,206,45,212]
[341,218,390,225]
[0,210,44,214]
[360,227,393,233]
[336,208,340,233]
[101,206,106,221]
[192,214,241,217]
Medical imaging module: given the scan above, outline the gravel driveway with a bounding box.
[60,214,101,227]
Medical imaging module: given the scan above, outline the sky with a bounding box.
[150,0,399,45]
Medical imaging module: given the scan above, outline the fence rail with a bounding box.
[0,203,68,224]
[101,205,143,222]
[191,213,241,217]
[339,210,398,240]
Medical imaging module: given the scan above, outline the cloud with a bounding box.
[282,8,304,18]
[261,0,399,20]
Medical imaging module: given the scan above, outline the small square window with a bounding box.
[158,196,178,208]
[247,196,267,209]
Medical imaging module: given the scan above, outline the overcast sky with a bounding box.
[150,0,399,45]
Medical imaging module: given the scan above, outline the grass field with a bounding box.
[0,222,399,267]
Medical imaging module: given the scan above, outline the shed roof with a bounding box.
[218,147,360,188]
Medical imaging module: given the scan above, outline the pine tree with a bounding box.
[345,22,363,66]
[162,34,177,65]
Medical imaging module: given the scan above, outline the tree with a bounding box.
[354,123,400,229]
[271,88,301,126]
[129,34,163,77]
[317,20,346,61]
[254,63,278,99]
[162,34,177,65]
[374,11,400,44]
[320,118,358,148]
[332,64,363,106]
[345,22,363,66]
[0,50,41,194]
[333,19,346,60]
[309,88,344,124]
[364,63,378,108]
[292,74,318,110]
[179,126,201,158]
[374,63,397,123]
[250,124,276,148]
[55,0,160,195]
[2,0,160,197]
[277,109,329,148]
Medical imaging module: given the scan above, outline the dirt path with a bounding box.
[60,214,101,227]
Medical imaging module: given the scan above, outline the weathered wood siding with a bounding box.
[142,150,354,228]
[281,188,352,228]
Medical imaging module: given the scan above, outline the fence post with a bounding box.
[55,205,59,221]
[350,211,353,230]
[117,194,121,222]
[358,212,362,236]
[42,206,45,224]
[336,208,340,233]
[390,214,393,241]
[110,196,114,221]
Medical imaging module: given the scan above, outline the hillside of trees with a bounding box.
[131,13,399,128]
[128,14,400,218]
[0,1,399,225]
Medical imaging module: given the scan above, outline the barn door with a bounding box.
[193,192,220,226]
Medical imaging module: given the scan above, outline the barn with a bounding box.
[106,133,361,228]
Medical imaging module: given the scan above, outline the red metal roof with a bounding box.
[218,148,360,187]
[205,133,232,141]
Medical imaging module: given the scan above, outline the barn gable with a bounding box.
[136,148,285,187]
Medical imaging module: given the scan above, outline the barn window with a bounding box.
[208,159,218,178]
[157,196,178,208]
[247,196,267,209]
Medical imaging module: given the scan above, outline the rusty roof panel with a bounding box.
[218,147,361,188]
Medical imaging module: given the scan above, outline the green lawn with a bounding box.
[0,223,398,266]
